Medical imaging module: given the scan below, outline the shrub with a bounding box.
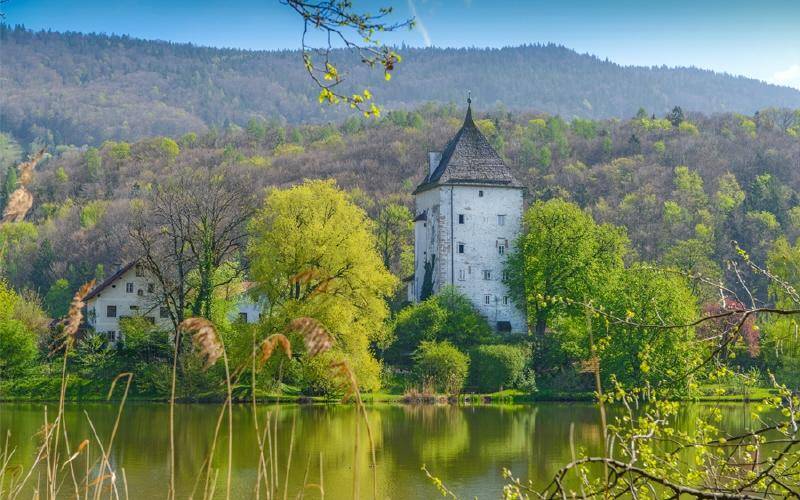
[0,319,37,379]
[469,344,530,392]
[413,340,469,394]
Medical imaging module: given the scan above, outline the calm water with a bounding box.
[0,401,757,498]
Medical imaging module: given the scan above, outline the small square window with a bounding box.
[239,312,248,323]
[125,282,134,293]
[458,243,465,254]
[137,289,144,297]
[458,214,465,224]
[135,265,144,277]
[107,305,117,318]
[478,190,484,197]
[159,307,170,319]
[484,294,491,305]
[497,214,506,226]
[483,270,491,280]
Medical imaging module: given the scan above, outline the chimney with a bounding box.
[428,151,441,176]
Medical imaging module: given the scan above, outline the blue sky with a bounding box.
[5,0,800,89]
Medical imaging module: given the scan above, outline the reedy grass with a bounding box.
[1,286,377,500]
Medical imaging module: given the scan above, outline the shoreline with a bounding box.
[0,390,776,405]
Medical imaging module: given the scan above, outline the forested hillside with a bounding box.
[3,23,800,146]
[2,104,799,317]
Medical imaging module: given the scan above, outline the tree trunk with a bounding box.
[534,311,547,337]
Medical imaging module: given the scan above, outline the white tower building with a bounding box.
[410,100,527,333]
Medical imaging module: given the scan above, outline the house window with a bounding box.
[458,214,465,224]
[159,307,170,319]
[125,283,134,293]
[478,190,484,197]
[135,265,144,277]
[502,270,509,281]
[484,294,491,305]
[498,244,505,255]
[458,243,465,254]
[106,305,117,318]
[483,270,491,280]
[239,312,248,323]
[137,289,144,297]
[503,296,509,305]
[147,283,155,293]
[107,331,117,342]
[497,214,506,226]
[458,269,466,281]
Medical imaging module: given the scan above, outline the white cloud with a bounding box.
[407,0,431,47]
[772,64,800,90]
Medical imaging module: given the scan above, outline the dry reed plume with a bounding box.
[288,317,333,357]
[258,333,292,365]
[0,188,33,224]
[289,268,334,298]
[1,149,45,225]
[17,149,45,185]
[62,279,96,346]
[180,317,224,369]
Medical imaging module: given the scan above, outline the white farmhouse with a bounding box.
[409,100,527,333]
[84,261,261,342]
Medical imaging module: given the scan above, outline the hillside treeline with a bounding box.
[1,104,799,315]
[3,23,800,146]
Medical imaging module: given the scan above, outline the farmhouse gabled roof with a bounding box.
[413,102,522,194]
[84,261,138,301]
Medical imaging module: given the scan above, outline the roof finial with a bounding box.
[464,90,473,125]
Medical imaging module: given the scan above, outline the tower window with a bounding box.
[484,294,491,305]
[497,214,506,226]
[498,244,505,255]
[503,296,509,305]
[483,270,491,280]
[458,214,465,224]
[458,269,466,281]
[502,270,509,281]
[478,190,484,197]
[458,243,465,254]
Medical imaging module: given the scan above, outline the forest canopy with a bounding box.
[2,24,800,146]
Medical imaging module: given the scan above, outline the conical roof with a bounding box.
[414,103,522,194]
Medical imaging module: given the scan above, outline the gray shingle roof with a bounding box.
[414,105,522,194]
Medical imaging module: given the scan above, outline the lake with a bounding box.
[0,401,757,498]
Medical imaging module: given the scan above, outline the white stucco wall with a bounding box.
[86,265,262,342]
[413,184,527,333]
[85,266,170,341]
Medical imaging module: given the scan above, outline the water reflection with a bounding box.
[0,402,756,499]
